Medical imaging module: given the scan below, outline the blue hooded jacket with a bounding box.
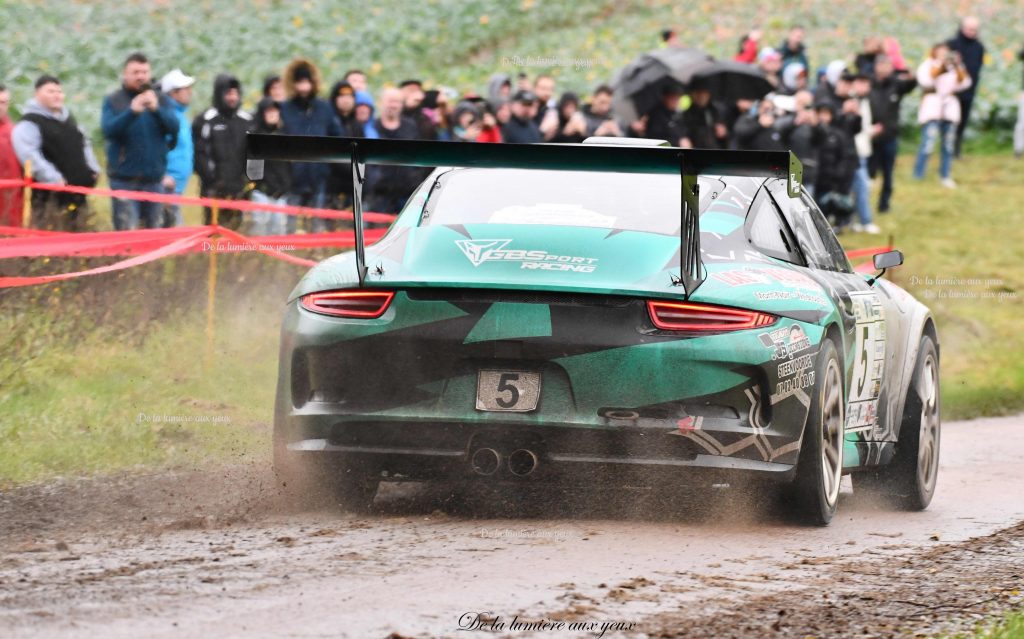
[355,91,380,138]
[101,86,179,182]
[164,97,192,193]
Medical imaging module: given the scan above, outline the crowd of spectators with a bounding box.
[0,16,1012,237]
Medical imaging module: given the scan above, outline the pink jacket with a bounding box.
[916,58,972,124]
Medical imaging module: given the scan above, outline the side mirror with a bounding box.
[873,250,904,270]
[867,249,903,286]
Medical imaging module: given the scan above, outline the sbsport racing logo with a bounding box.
[455,239,598,273]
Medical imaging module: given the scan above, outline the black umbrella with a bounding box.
[612,47,713,123]
[688,60,775,103]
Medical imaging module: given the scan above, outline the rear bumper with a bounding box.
[279,412,799,481]
[274,290,822,479]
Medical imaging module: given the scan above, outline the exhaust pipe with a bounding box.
[470,447,501,476]
[507,449,539,477]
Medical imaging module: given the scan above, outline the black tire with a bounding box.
[783,338,844,526]
[853,334,940,510]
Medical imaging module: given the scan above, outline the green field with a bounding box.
[3,0,1023,146]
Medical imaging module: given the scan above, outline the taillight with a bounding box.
[647,300,776,332]
[300,290,395,318]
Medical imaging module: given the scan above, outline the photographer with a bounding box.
[776,91,822,197]
[580,85,623,138]
[869,55,917,212]
[547,92,588,144]
[913,42,972,188]
[734,98,786,151]
[679,87,727,149]
[947,16,986,157]
[451,101,483,143]
[101,52,179,230]
[814,101,860,231]
[849,73,880,234]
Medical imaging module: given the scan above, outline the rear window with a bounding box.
[421,168,720,236]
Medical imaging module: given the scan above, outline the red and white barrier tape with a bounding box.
[0,178,397,223]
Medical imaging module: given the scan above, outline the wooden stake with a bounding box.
[204,204,219,372]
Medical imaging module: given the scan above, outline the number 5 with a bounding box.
[496,373,520,408]
[857,326,869,396]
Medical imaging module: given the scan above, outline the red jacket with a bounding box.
[476,125,503,144]
[734,37,759,64]
[0,116,25,227]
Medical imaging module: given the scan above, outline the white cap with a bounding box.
[160,68,195,93]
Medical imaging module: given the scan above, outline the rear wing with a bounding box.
[246,135,802,295]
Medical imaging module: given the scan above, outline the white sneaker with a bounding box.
[941,178,957,189]
[862,223,881,234]
[850,222,864,233]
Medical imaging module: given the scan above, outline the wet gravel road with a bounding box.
[1,414,1022,638]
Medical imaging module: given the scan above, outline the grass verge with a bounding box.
[942,607,1024,638]
[839,153,1024,421]
[0,256,291,486]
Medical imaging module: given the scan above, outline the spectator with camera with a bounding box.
[642,85,686,146]
[913,42,972,188]
[946,16,986,157]
[814,101,860,231]
[101,52,179,230]
[580,85,623,138]
[450,100,483,143]
[249,98,291,236]
[734,99,786,151]
[849,73,880,234]
[869,55,917,212]
[776,90,822,197]
[544,92,586,143]
[476,100,505,143]
[679,88,727,149]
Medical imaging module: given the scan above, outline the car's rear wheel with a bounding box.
[783,338,844,526]
[853,334,940,510]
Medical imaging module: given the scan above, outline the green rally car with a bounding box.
[247,135,940,526]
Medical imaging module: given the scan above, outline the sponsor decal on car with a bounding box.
[760,324,817,407]
[712,267,819,290]
[758,324,812,361]
[753,290,830,306]
[846,291,887,434]
[455,239,598,273]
